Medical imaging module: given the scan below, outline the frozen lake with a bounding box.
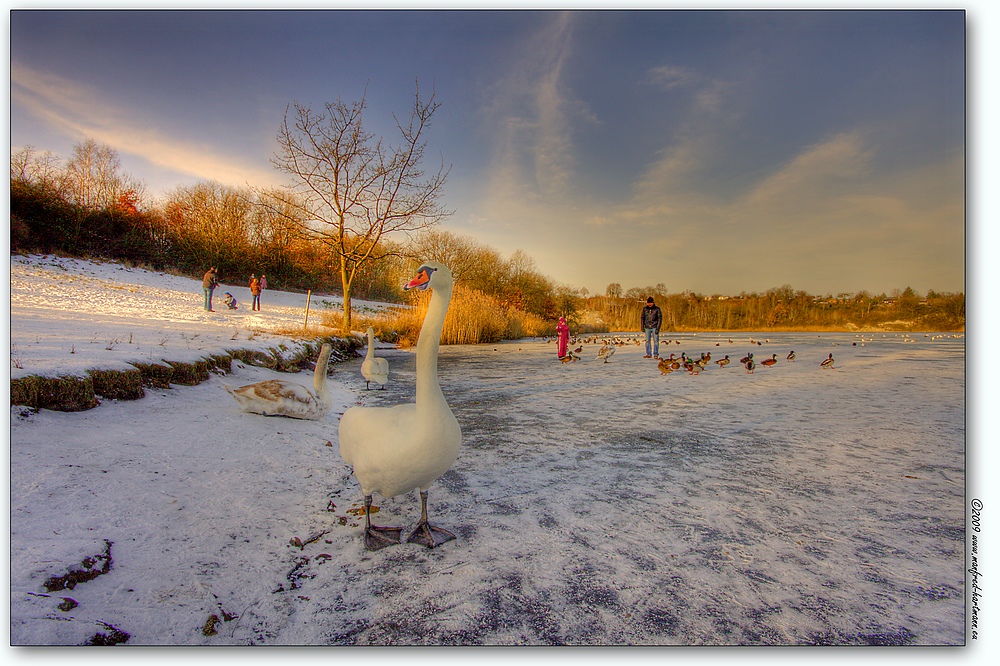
[8,254,966,645]
[347,331,966,645]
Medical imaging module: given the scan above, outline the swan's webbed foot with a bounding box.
[361,494,401,551]
[407,521,456,549]
[406,489,455,548]
[364,525,402,551]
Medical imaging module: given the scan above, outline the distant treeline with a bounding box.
[578,286,965,333]
[10,144,401,299]
[11,141,964,336]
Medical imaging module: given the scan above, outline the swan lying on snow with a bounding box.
[361,327,390,389]
[225,343,333,420]
[339,263,462,551]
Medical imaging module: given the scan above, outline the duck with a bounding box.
[361,327,390,390]
[658,357,674,375]
[761,353,778,367]
[597,345,615,363]
[787,351,796,362]
[715,355,730,368]
[338,263,462,551]
[560,351,580,363]
[225,343,333,420]
[821,353,835,369]
[745,353,756,374]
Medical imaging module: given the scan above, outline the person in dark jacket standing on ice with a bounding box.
[203,267,219,312]
[641,297,663,359]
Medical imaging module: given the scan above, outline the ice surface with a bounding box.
[7,255,967,646]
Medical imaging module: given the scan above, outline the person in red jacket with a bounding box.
[250,274,262,311]
[556,316,570,359]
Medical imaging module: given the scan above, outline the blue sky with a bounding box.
[9,5,972,297]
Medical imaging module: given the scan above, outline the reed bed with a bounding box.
[360,285,553,346]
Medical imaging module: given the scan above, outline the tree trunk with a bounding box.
[340,257,353,335]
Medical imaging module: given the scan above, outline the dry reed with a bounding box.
[385,285,552,346]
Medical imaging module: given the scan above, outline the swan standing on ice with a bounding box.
[339,263,462,551]
[597,345,615,363]
[361,327,389,389]
[225,343,333,420]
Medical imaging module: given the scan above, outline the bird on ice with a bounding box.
[338,263,462,551]
[225,343,333,420]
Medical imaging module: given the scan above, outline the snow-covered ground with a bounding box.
[6,255,970,648]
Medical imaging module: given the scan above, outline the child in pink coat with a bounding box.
[556,317,570,359]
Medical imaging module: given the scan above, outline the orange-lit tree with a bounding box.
[271,81,451,334]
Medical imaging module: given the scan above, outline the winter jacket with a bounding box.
[202,269,218,290]
[641,304,662,332]
[250,277,261,296]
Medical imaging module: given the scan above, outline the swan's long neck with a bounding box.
[416,281,452,407]
[314,345,332,399]
[365,329,375,361]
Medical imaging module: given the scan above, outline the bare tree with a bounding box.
[271,81,451,333]
[63,139,145,210]
[11,145,67,190]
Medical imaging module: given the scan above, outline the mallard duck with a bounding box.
[715,355,730,368]
[787,351,796,362]
[761,354,778,367]
[658,357,674,375]
[821,353,835,369]
[338,264,462,551]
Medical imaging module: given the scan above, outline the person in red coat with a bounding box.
[556,316,570,359]
[250,274,262,311]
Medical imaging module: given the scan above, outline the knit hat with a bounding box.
[647,297,655,304]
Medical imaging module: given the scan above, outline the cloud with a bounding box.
[482,12,598,205]
[742,131,874,212]
[644,64,696,89]
[10,62,280,190]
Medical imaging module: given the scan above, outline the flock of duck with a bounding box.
[550,333,837,376]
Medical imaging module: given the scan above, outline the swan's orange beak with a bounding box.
[404,267,433,291]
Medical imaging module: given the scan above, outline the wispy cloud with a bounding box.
[10,62,279,190]
[644,64,696,89]
[482,12,598,206]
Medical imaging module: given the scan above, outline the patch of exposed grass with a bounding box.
[131,361,174,388]
[9,374,99,412]
[88,367,144,401]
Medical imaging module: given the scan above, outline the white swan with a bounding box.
[338,263,461,551]
[361,327,389,390]
[225,343,333,420]
[597,344,615,363]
